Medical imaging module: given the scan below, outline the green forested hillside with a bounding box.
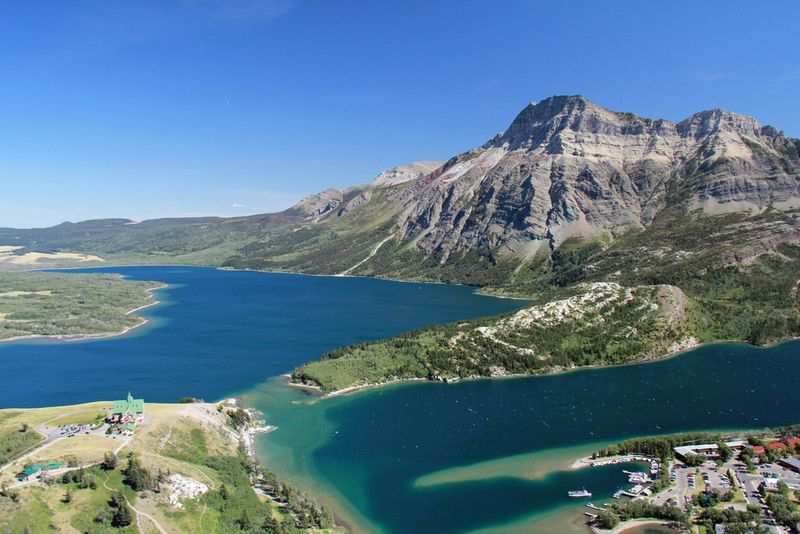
[291,208,800,393]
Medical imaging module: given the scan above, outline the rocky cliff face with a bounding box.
[283,161,443,219]
[367,161,442,188]
[283,188,344,218]
[384,96,799,263]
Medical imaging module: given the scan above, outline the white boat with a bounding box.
[568,489,592,498]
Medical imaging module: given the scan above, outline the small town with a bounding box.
[579,434,800,534]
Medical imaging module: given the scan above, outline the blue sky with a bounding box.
[1,0,798,228]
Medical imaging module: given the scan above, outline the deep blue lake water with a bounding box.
[0,266,521,408]
[4,266,800,533]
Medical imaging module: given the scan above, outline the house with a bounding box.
[16,462,61,482]
[750,445,766,455]
[117,422,136,436]
[768,442,788,452]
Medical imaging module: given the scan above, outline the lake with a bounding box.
[0,266,520,408]
[248,339,800,533]
[2,266,800,533]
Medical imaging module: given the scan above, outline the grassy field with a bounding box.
[0,403,115,467]
[0,271,161,341]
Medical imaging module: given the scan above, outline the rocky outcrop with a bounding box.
[367,161,442,188]
[283,188,343,218]
[338,190,372,216]
[285,161,442,219]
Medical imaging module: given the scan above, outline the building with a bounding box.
[117,422,136,436]
[750,445,766,456]
[673,441,746,462]
[108,392,144,424]
[107,392,145,434]
[16,462,61,482]
[768,442,788,452]
[782,437,800,450]
[779,457,800,474]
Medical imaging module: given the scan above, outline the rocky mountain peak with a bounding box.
[677,108,763,140]
[490,95,660,152]
[390,96,800,263]
[368,161,442,188]
[491,95,593,149]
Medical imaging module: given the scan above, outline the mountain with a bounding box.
[392,96,799,261]
[225,96,800,288]
[2,96,799,289]
[285,98,800,393]
[282,161,442,219]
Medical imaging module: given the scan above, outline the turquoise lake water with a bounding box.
[3,266,800,533]
[250,340,800,533]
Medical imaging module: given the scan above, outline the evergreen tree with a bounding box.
[123,456,151,491]
[112,502,133,527]
[101,452,118,471]
[236,509,253,530]
[110,492,133,527]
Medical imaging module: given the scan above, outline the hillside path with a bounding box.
[339,233,395,275]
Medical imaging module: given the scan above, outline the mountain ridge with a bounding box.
[0,96,798,295]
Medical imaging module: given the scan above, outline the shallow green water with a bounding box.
[248,341,800,533]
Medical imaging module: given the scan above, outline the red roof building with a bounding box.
[782,437,800,449]
[751,445,766,455]
[768,442,787,451]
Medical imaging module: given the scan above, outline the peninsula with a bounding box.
[0,271,161,343]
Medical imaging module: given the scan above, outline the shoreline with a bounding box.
[40,260,532,301]
[288,337,702,398]
[0,282,165,345]
[288,334,800,400]
[602,519,676,534]
[231,395,358,534]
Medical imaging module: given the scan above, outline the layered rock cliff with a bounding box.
[387,96,800,263]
